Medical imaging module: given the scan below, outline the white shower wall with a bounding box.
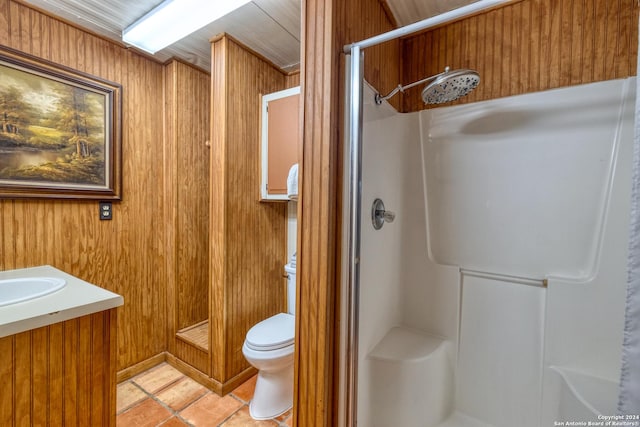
[357,78,635,427]
[358,83,460,426]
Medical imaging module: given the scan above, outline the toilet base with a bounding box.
[249,365,294,420]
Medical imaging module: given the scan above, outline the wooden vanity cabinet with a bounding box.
[0,309,117,426]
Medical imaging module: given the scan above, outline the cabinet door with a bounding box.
[261,86,300,201]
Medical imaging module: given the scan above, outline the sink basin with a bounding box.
[0,277,66,307]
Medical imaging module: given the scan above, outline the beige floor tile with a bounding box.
[218,406,278,426]
[230,375,257,403]
[179,393,243,426]
[117,381,148,413]
[156,376,208,411]
[116,398,172,427]
[133,363,184,394]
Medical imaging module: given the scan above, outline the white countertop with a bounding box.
[0,265,123,338]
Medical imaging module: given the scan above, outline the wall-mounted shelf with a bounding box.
[260,86,300,201]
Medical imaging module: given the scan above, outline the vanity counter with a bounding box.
[0,265,123,338]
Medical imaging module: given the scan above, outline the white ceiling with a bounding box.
[21,0,478,72]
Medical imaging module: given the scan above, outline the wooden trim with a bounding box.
[161,56,211,75]
[116,353,167,383]
[164,60,179,360]
[166,352,223,394]
[165,352,257,395]
[294,0,339,425]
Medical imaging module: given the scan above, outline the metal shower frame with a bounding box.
[341,1,514,425]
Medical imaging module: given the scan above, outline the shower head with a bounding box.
[374,66,480,105]
[421,68,480,104]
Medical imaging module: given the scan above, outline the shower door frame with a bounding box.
[341,1,515,425]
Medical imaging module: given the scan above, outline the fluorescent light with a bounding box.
[122,0,251,54]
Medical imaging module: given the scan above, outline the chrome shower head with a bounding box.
[374,66,480,105]
[421,67,480,104]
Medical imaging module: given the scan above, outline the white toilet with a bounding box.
[242,254,296,420]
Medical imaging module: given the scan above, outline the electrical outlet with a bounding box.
[99,202,112,220]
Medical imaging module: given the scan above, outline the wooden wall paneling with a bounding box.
[164,59,210,373]
[14,331,30,424]
[49,322,64,427]
[224,38,288,380]
[0,0,8,45]
[0,0,170,373]
[116,52,167,370]
[175,62,210,332]
[31,327,48,424]
[63,319,78,425]
[0,310,117,426]
[401,0,639,112]
[210,35,228,383]
[287,71,301,87]
[209,34,290,387]
[78,315,92,426]
[0,333,12,425]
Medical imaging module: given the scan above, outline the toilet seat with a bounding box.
[245,313,294,351]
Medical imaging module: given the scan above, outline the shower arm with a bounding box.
[374,67,449,105]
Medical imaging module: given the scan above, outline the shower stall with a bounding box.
[340,2,638,426]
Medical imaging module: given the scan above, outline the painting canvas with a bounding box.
[0,46,121,199]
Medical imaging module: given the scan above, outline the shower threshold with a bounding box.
[176,320,209,352]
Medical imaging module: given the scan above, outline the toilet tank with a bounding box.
[284,263,296,315]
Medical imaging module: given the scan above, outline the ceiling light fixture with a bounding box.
[122,0,251,54]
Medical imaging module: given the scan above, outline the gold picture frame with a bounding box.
[0,45,122,200]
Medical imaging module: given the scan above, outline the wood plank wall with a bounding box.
[0,0,208,374]
[295,0,399,425]
[209,35,293,386]
[401,0,639,112]
[0,310,117,426]
[164,60,211,375]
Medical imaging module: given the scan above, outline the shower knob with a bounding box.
[372,198,395,230]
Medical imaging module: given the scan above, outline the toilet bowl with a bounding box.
[242,256,297,420]
[243,313,295,419]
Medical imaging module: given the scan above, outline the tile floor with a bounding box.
[117,363,293,427]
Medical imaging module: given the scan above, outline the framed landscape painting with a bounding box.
[0,46,122,199]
